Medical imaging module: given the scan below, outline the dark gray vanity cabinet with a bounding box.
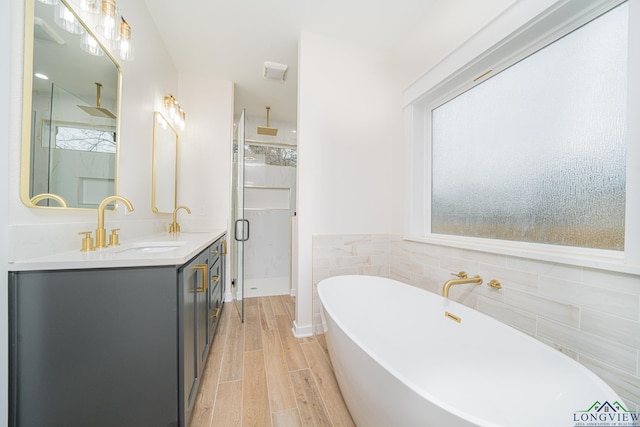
[9,235,226,427]
[9,266,179,427]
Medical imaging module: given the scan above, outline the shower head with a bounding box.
[77,82,117,119]
[257,106,278,136]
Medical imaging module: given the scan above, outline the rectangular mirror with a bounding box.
[152,112,178,213]
[21,0,121,209]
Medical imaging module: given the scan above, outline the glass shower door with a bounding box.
[231,109,247,321]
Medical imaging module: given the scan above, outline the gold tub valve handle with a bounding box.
[79,231,95,252]
[451,271,468,279]
[488,279,502,290]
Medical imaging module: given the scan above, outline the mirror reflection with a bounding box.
[152,112,178,214]
[22,0,120,209]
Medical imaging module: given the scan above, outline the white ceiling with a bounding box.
[143,0,440,124]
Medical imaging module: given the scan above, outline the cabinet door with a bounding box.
[9,268,179,427]
[196,250,210,368]
[181,254,204,425]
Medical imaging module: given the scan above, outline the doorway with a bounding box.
[231,110,297,320]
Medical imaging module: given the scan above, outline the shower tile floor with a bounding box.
[189,295,356,427]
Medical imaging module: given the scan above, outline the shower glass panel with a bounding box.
[231,109,247,321]
[242,144,297,298]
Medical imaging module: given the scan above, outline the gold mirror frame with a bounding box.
[152,112,178,214]
[20,0,122,210]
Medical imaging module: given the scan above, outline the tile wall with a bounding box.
[312,234,640,411]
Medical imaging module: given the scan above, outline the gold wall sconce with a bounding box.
[163,94,186,131]
[37,0,135,61]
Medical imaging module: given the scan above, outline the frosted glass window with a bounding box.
[431,3,627,250]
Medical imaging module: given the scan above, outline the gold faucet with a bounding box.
[30,193,68,207]
[442,271,483,298]
[169,205,191,233]
[96,196,134,249]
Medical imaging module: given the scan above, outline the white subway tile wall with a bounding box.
[311,234,640,411]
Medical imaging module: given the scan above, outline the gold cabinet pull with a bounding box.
[210,307,221,319]
[194,264,208,293]
[211,249,219,255]
[210,275,220,284]
[221,240,227,255]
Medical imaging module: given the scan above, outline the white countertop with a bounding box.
[8,230,226,271]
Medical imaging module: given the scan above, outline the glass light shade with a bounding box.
[96,0,119,40]
[118,19,134,61]
[54,3,84,34]
[165,96,177,120]
[80,32,104,56]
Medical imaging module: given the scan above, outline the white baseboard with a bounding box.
[289,288,297,297]
[292,320,314,338]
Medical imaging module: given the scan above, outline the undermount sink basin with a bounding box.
[116,241,187,254]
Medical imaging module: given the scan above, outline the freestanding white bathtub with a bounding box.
[318,275,627,427]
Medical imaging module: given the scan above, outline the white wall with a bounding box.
[177,73,233,233]
[294,0,513,332]
[296,31,394,335]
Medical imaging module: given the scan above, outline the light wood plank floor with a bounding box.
[190,296,356,427]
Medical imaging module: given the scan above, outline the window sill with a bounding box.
[404,234,640,276]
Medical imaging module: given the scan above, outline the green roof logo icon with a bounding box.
[573,401,639,427]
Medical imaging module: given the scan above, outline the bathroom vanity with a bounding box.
[8,231,226,427]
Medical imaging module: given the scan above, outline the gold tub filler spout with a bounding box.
[442,271,483,298]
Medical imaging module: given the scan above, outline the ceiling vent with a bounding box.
[263,61,288,82]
